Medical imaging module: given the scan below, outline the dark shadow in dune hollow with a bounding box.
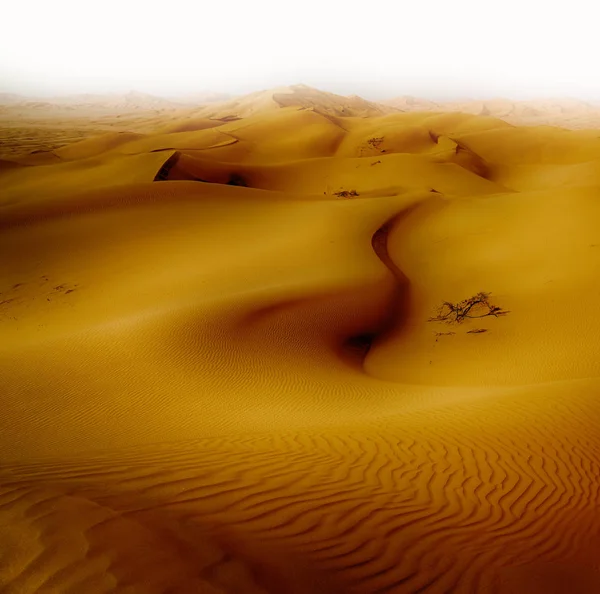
[340,206,418,371]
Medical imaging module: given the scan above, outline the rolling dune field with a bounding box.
[1,86,600,593]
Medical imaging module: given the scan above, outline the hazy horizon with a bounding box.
[1,0,598,103]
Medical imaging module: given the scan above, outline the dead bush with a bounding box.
[428,292,509,324]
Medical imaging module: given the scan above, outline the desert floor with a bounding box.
[2,87,600,593]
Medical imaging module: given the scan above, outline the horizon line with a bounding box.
[1,82,600,105]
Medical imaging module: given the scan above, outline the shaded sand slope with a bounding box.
[167,152,505,196]
[1,183,427,455]
[2,95,600,593]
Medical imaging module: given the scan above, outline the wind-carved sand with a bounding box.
[1,85,600,593]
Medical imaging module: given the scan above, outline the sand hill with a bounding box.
[1,86,600,593]
[0,90,188,111]
[0,85,400,159]
[176,84,400,120]
[383,95,600,129]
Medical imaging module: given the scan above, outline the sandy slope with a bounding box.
[1,88,600,593]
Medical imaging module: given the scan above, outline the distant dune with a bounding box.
[383,95,600,129]
[4,85,600,127]
[176,84,400,120]
[2,85,600,593]
[0,90,189,111]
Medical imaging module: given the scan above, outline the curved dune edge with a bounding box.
[2,102,600,593]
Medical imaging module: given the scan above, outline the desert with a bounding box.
[1,81,600,593]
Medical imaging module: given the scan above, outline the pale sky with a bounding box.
[1,0,598,101]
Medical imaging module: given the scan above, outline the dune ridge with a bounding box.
[2,85,600,593]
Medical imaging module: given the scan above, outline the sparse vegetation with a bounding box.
[367,137,384,149]
[428,292,509,324]
[334,190,359,198]
[467,328,488,334]
[434,331,456,342]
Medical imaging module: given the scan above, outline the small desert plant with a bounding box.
[434,331,456,342]
[334,190,359,198]
[467,328,488,334]
[428,292,509,324]
[367,137,384,149]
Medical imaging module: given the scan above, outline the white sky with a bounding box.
[1,0,598,100]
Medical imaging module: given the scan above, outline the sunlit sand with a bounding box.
[2,85,600,593]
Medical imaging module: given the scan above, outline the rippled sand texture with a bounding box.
[2,88,600,593]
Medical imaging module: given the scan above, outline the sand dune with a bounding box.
[2,86,600,593]
[180,85,399,120]
[383,95,600,129]
[0,90,189,113]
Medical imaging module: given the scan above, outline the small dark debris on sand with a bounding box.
[367,137,384,149]
[334,190,359,198]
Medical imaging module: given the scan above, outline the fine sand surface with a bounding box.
[2,86,600,593]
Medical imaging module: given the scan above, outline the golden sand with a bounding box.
[1,86,600,593]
